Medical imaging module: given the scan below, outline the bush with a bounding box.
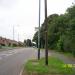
[12,44,17,47]
[0,44,2,48]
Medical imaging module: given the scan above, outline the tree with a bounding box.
[24,40,27,47]
[26,39,32,47]
[32,31,38,47]
[33,5,75,56]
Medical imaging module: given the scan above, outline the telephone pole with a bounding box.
[13,26,14,40]
[18,33,19,42]
[45,0,48,65]
[38,0,41,60]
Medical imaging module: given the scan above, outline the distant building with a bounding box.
[0,36,24,47]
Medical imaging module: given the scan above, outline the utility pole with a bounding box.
[38,0,41,60]
[13,26,14,40]
[45,0,48,65]
[18,33,19,42]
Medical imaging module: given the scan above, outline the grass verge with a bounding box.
[22,57,75,75]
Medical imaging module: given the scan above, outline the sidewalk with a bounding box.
[49,50,75,65]
[40,50,75,64]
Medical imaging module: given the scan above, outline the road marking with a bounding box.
[0,49,25,60]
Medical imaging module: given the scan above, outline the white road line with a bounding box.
[0,49,25,60]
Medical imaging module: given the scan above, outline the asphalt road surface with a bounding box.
[0,48,37,75]
[0,47,74,75]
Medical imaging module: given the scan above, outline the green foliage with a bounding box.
[67,5,75,18]
[24,39,32,47]
[32,32,38,47]
[57,36,64,51]
[0,44,2,49]
[33,5,75,56]
[12,43,17,47]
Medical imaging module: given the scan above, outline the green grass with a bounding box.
[63,52,74,57]
[23,57,75,75]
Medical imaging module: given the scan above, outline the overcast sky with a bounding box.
[0,0,74,42]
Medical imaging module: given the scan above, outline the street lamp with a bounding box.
[45,0,48,65]
[35,26,40,60]
[13,25,14,40]
[13,25,19,41]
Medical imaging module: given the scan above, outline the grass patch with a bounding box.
[23,57,75,75]
[63,52,74,57]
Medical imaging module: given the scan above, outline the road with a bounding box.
[0,48,75,75]
[0,48,37,75]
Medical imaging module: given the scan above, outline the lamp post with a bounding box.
[13,25,19,41]
[13,26,14,40]
[38,0,41,60]
[18,33,19,42]
[45,0,48,65]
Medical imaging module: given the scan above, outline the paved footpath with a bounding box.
[48,50,75,64]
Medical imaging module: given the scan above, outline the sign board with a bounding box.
[35,27,39,31]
